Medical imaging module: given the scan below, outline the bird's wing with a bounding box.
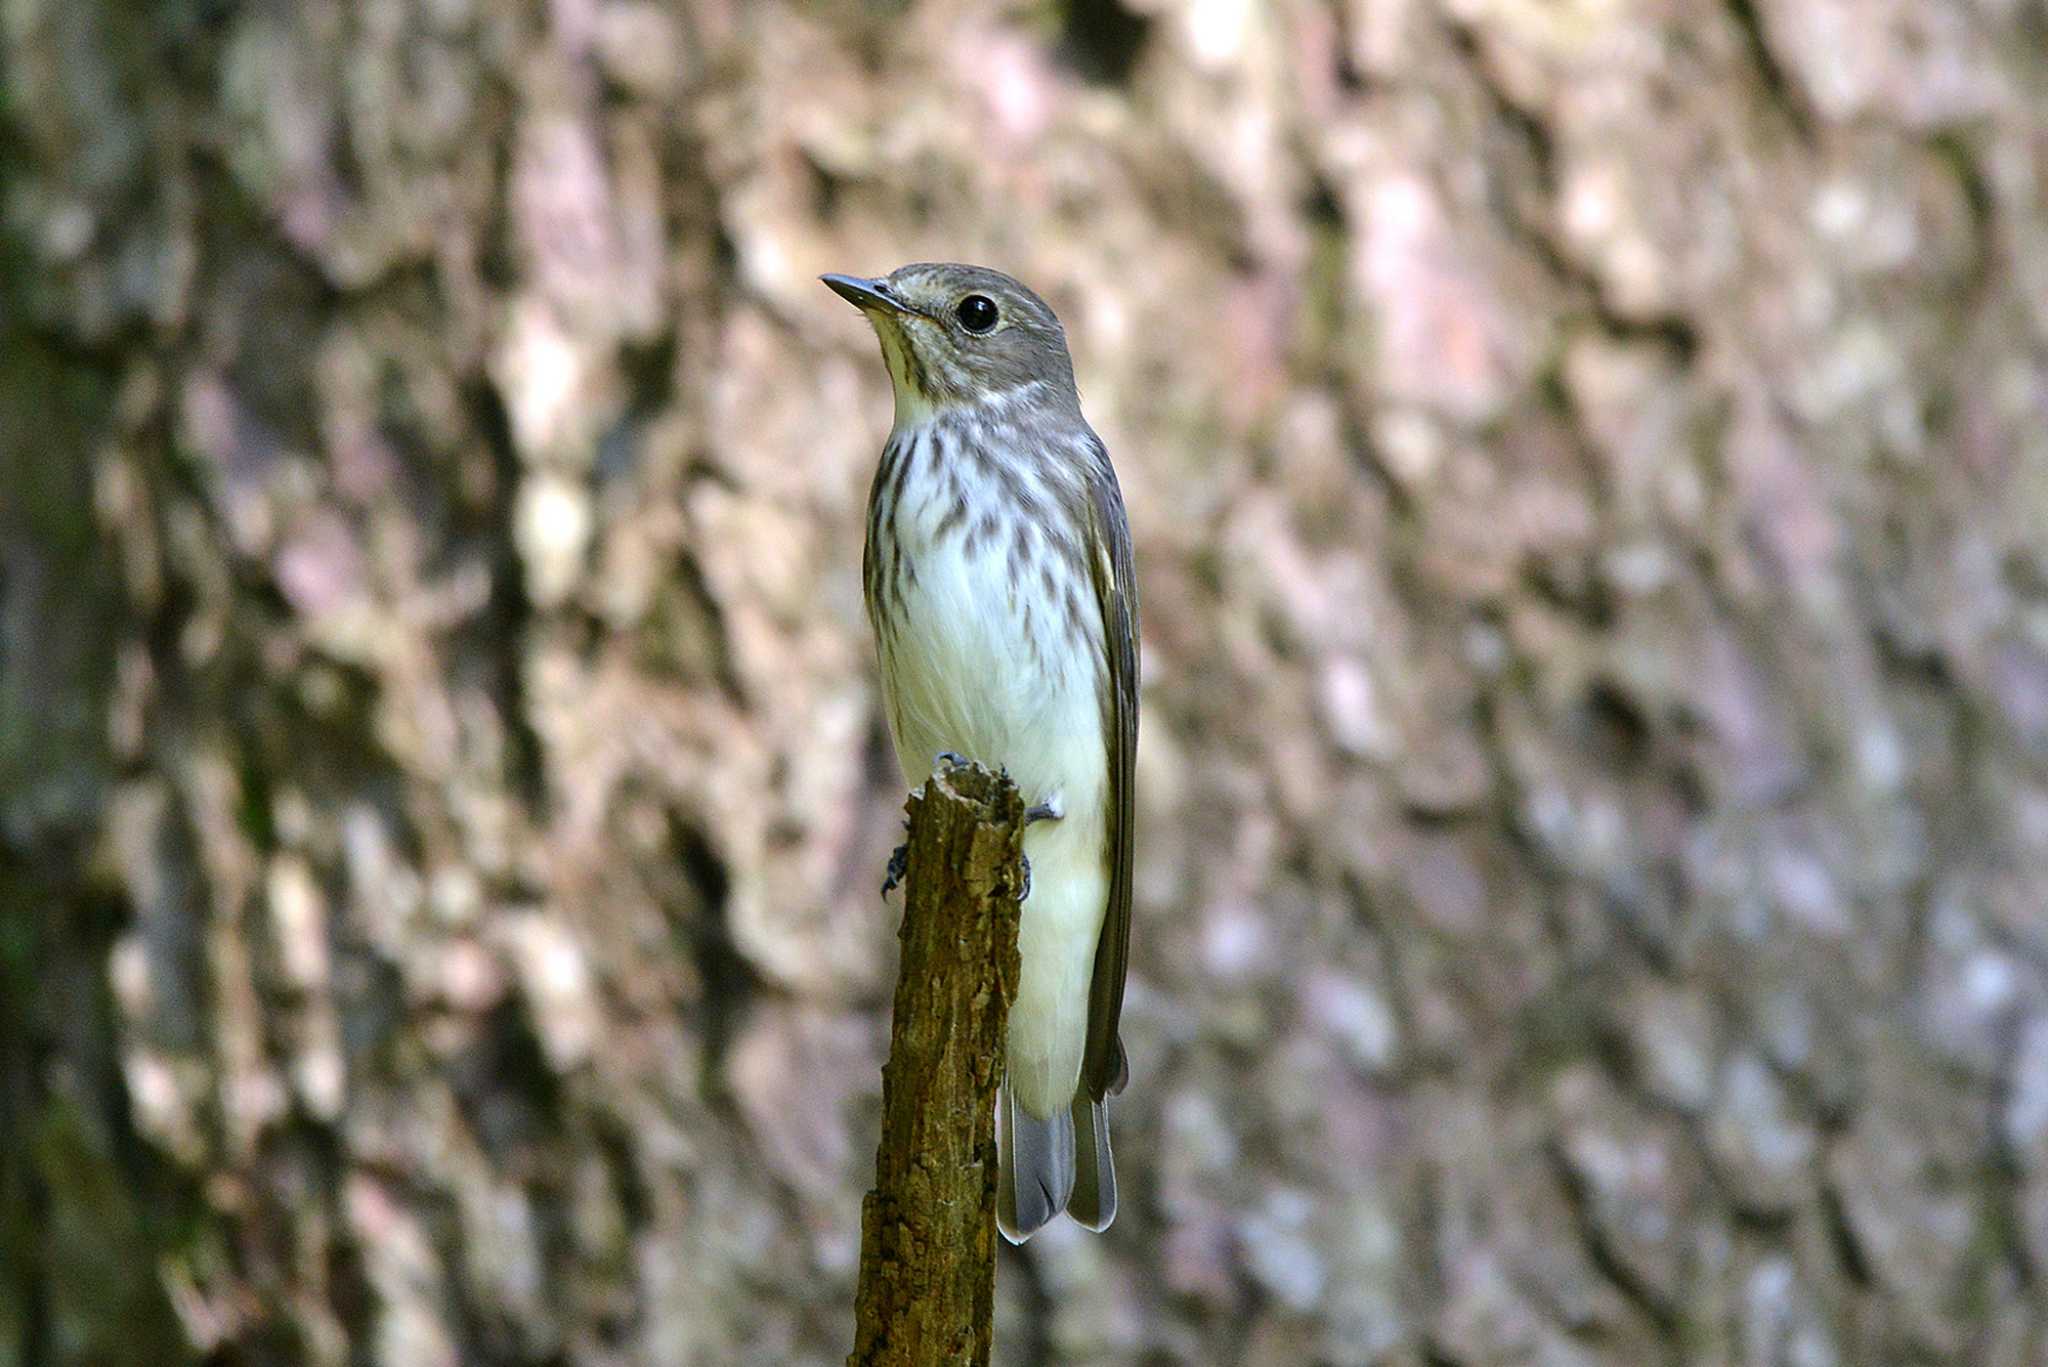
[1082,434,1137,1100]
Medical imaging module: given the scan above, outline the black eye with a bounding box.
[955,294,999,334]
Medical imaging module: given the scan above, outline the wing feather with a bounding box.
[1080,433,1137,1100]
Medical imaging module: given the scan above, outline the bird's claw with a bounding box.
[933,750,968,771]
[1016,852,1032,903]
[881,843,909,897]
[1024,799,1063,825]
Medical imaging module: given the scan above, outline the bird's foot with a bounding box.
[933,750,968,771]
[881,842,909,897]
[1017,852,1032,903]
[1024,797,1064,825]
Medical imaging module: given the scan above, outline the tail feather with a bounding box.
[997,1082,1075,1244]
[1067,1094,1117,1232]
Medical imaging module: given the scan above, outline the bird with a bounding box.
[823,263,1137,1242]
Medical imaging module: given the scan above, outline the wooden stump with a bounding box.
[847,759,1027,1367]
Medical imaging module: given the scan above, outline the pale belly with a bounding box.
[872,464,1109,1117]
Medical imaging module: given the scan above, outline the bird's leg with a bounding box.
[1010,796,1061,900]
[1024,796,1064,825]
[880,810,913,898]
[880,842,910,898]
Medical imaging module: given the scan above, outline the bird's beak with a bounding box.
[822,273,913,316]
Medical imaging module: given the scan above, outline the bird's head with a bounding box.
[823,263,1079,425]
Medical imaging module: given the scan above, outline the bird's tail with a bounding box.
[997,1082,1072,1242]
[1068,1092,1117,1231]
[996,1083,1117,1241]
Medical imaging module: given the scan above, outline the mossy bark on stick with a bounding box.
[848,759,1027,1367]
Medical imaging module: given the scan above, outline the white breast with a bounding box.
[874,423,1103,804]
[869,418,1111,1116]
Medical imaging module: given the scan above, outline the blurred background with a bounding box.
[4,0,2047,1363]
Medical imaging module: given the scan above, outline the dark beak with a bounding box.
[821,273,912,315]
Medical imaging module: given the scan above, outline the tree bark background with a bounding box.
[3,1,2047,1364]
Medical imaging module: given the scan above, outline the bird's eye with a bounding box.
[955,294,999,334]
